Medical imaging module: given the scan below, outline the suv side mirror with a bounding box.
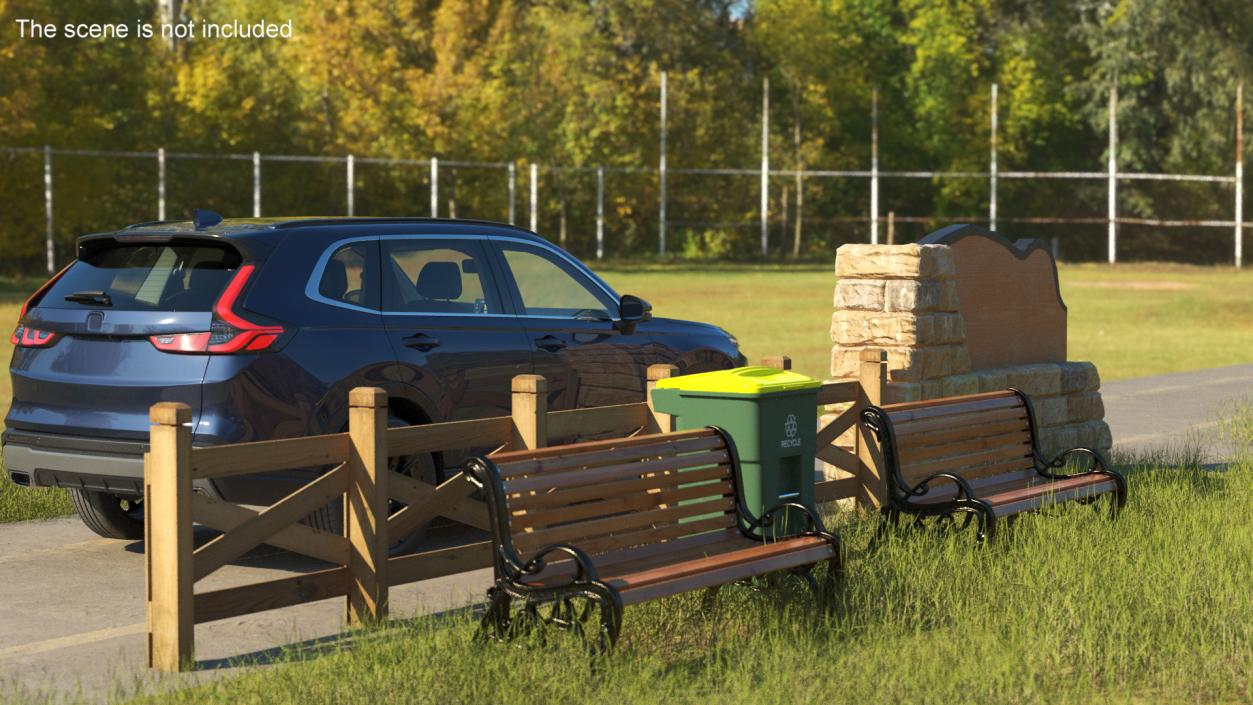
[617,294,652,332]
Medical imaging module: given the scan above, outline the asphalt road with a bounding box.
[2,364,1252,702]
[1100,363,1253,462]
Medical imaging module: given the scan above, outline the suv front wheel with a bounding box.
[69,488,144,540]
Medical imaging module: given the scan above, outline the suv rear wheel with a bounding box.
[304,415,443,556]
[69,489,144,540]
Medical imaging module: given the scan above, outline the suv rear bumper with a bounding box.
[1,429,218,498]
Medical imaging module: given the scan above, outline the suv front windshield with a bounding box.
[40,243,242,312]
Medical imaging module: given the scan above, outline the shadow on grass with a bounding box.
[193,604,484,671]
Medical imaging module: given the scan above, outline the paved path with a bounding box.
[0,520,490,703]
[3,364,1253,703]
[1101,363,1253,462]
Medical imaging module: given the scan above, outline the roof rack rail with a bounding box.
[269,216,532,232]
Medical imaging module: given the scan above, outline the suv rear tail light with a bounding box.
[10,263,72,347]
[149,264,286,354]
[11,325,59,348]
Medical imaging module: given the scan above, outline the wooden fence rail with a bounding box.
[145,352,886,671]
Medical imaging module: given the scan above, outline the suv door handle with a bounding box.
[534,335,566,352]
[403,333,440,352]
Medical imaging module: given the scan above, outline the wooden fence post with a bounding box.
[646,364,677,434]
[147,402,193,672]
[855,348,887,510]
[761,355,792,370]
[511,375,547,449]
[346,387,389,626]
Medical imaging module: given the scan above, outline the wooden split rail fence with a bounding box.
[145,351,887,671]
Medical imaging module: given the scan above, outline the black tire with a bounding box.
[303,416,443,556]
[69,488,144,540]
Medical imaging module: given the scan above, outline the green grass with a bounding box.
[1060,263,1253,380]
[117,447,1253,705]
[595,261,1253,382]
[0,282,74,523]
[0,477,73,523]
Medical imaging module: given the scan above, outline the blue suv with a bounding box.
[3,215,742,545]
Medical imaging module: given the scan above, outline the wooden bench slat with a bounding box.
[988,477,1118,517]
[611,535,831,592]
[617,542,836,606]
[510,480,734,531]
[901,443,1033,480]
[513,497,731,554]
[523,528,752,586]
[897,430,1033,464]
[497,435,726,479]
[892,405,1028,437]
[906,470,1118,510]
[508,466,729,511]
[883,393,1022,423]
[894,419,1031,448]
[503,452,730,493]
[903,456,1036,486]
[521,513,737,559]
[982,473,1117,507]
[881,389,1018,413]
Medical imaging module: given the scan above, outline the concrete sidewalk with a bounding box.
[3,364,1253,702]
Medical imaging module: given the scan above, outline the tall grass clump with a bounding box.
[136,443,1253,705]
[0,462,73,523]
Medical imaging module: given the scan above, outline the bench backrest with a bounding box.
[876,390,1038,486]
[477,428,738,561]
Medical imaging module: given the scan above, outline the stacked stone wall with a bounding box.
[821,243,1112,475]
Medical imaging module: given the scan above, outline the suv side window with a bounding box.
[382,239,500,314]
[499,245,614,319]
[318,241,380,310]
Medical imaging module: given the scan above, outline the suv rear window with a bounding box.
[40,243,242,311]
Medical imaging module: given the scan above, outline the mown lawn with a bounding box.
[123,444,1253,705]
[596,261,1253,382]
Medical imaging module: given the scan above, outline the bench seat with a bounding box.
[908,469,1120,516]
[525,528,835,605]
[465,427,841,650]
[861,389,1127,540]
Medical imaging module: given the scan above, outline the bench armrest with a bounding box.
[740,500,824,534]
[860,407,977,504]
[509,543,601,586]
[901,471,976,501]
[738,500,841,550]
[1036,446,1108,480]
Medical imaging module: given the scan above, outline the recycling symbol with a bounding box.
[780,414,801,448]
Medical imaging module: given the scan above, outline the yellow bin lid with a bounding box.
[654,366,820,396]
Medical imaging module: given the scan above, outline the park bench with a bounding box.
[860,389,1127,541]
[465,426,842,651]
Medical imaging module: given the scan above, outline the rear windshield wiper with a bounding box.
[64,290,113,306]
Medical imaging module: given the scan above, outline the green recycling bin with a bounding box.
[651,366,820,538]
